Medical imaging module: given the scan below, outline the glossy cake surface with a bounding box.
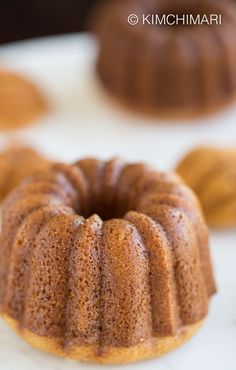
[0,158,216,363]
[96,0,236,117]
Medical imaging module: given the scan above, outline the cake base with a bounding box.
[96,73,236,122]
[2,313,203,364]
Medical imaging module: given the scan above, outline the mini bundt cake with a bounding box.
[0,144,51,201]
[96,0,236,117]
[176,146,236,228]
[0,158,216,364]
[0,70,48,130]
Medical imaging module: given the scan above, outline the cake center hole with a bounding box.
[83,192,132,221]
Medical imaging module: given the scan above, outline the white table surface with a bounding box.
[0,33,235,370]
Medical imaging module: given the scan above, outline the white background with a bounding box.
[0,34,235,370]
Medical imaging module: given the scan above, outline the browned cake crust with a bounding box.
[96,0,236,118]
[0,158,216,364]
[176,146,236,228]
[0,70,48,130]
[0,144,51,201]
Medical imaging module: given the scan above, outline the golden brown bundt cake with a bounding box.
[0,158,216,364]
[0,70,48,130]
[96,0,236,118]
[176,146,236,228]
[0,144,51,201]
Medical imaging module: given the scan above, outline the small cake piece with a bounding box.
[0,70,48,130]
[0,144,51,201]
[96,0,236,118]
[0,157,216,364]
[176,146,236,228]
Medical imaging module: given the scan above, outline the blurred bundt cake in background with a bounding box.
[176,146,236,228]
[0,144,51,201]
[0,157,216,363]
[0,70,48,130]
[96,0,236,118]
